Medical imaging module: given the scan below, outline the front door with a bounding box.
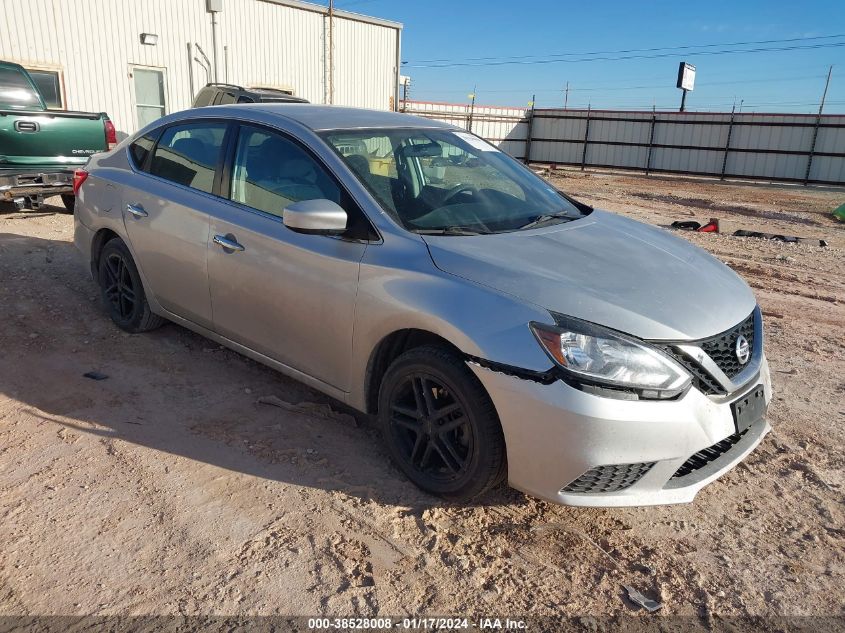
[122,121,229,328]
[132,66,167,129]
[207,124,367,391]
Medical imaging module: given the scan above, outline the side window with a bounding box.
[217,91,237,105]
[150,122,227,194]
[237,95,254,103]
[128,130,159,171]
[326,133,398,213]
[229,125,341,218]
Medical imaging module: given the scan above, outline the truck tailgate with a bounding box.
[0,109,107,169]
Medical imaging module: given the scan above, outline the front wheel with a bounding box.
[97,238,165,333]
[378,346,506,501]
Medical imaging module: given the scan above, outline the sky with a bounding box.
[331,0,845,113]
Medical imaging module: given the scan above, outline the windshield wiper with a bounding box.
[518,211,577,231]
[415,226,490,236]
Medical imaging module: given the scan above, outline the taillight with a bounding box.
[104,118,117,150]
[73,169,89,195]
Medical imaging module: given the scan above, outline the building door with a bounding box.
[132,67,166,128]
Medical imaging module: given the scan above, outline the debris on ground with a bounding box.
[670,218,719,232]
[733,229,827,247]
[82,371,108,381]
[623,585,663,612]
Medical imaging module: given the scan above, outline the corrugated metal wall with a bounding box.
[401,100,530,158]
[404,101,845,186]
[0,0,400,137]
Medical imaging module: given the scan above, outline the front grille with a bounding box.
[658,310,756,395]
[671,428,749,479]
[656,345,726,395]
[562,462,655,494]
[700,312,755,379]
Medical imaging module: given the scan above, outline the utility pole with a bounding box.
[467,85,476,132]
[804,65,834,185]
[563,81,569,109]
[818,64,833,115]
[328,0,334,104]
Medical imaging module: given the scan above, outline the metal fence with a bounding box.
[401,100,845,186]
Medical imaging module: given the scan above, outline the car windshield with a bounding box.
[320,128,588,234]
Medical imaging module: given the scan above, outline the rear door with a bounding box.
[207,123,367,390]
[122,121,229,328]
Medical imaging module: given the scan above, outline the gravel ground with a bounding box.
[1,173,843,629]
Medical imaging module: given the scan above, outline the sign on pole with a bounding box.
[677,62,696,91]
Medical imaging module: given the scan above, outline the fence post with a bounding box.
[581,105,591,171]
[645,106,657,175]
[720,106,736,180]
[523,96,535,164]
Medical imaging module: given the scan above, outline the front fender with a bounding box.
[347,236,556,411]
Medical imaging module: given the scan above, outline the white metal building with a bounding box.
[0,0,402,138]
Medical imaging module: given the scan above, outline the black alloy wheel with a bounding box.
[97,238,165,333]
[379,346,506,501]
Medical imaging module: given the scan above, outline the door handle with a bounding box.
[213,234,245,252]
[126,203,148,218]
[14,121,40,133]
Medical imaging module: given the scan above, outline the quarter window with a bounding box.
[150,123,227,194]
[229,126,341,218]
[128,131,158,170]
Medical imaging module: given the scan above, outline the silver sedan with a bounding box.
[73,104,772,506]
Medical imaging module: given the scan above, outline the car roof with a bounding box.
[246,103,456,131]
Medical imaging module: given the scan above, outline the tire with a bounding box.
[378,345,507,502]
[60,194,75,214]
[97,238,165,333]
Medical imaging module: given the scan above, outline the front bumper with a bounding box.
[469,356,772,507]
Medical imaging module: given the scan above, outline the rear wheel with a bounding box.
[97,238,165,333]
[60,194,75,214]
[378,346,506,501]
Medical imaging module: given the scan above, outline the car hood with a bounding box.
[422,210,756,341]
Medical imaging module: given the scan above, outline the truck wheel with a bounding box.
[60,194,75,214]
[378,346,507,502]
[97,238,165,333]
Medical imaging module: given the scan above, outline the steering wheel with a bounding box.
[442,184,480,206]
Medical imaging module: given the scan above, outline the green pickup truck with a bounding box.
[0,60,116,212]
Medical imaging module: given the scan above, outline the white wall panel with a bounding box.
[0,0,401,136]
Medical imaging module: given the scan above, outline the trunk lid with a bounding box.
[0,109,107,169]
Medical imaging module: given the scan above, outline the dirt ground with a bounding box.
[1,171,843,628]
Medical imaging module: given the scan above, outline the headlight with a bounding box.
[530,316,690,398]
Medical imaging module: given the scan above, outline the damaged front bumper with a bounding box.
[469,356,772,507]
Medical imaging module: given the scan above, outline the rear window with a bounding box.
[149,123,227,194]
[0,66,43,110]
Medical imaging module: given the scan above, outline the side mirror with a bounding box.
[283,199,347,235]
